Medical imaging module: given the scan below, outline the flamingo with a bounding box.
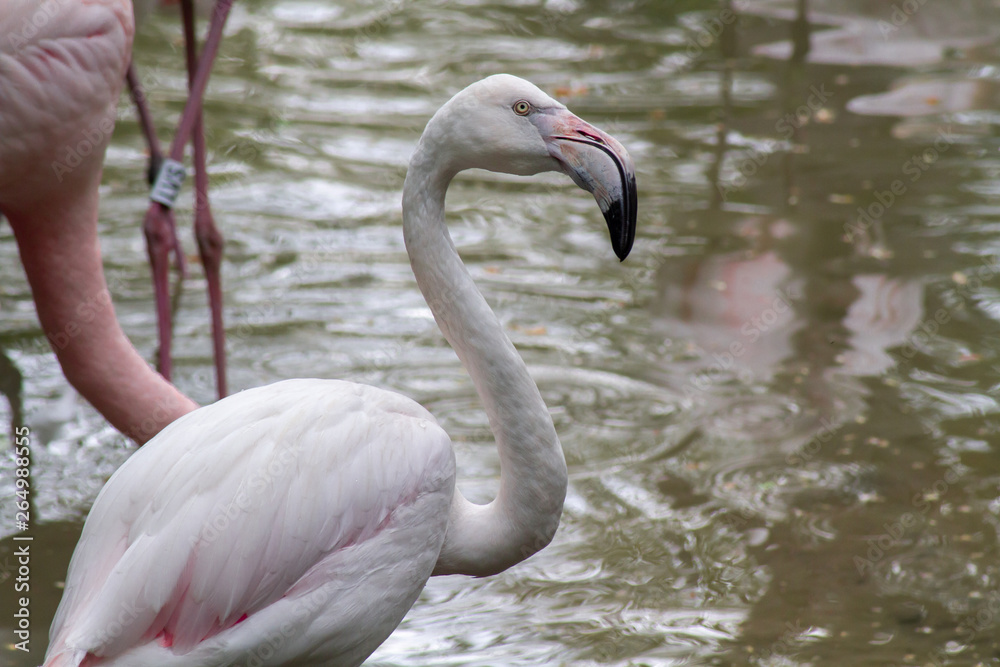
[42,74,637,666]
[0,0,198,444]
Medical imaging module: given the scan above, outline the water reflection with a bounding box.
[750,0,999,67]
[3,1,1000,665]
[653,228,802,384]
[839,274,925,376]
[649,1,1000,664]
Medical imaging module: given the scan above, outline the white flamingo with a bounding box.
[42,73,637,666]
[1,0,198,444]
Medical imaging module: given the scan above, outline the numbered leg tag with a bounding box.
[150,158,187,207]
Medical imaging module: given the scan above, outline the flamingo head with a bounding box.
[424,74,637,260]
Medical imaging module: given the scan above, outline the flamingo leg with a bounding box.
[139,0,234,390]
[126,64,164,190]
[128,63,187,381]
[181,0,228,398]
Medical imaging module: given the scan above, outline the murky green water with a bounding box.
[4,0,1000,664]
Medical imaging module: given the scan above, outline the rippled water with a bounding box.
[4,0,1000,665]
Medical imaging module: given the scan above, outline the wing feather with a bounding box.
[49,379,454,661]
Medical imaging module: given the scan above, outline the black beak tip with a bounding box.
[604,207,635,261]
[604,175,637,261]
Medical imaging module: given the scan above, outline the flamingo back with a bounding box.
[45,379,456,666]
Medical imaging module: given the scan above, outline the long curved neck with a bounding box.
[403,139,567,577]
[6,189,198,445]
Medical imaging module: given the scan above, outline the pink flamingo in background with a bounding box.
[42,74,636,667]
[0,0,209,443]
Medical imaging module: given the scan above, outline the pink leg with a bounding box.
[128,63,187,381]
[139,0,235,390]
[181,0,228,399]
[163,0,235,155]
[126,64,165,192]
[194,144,227,399]
[144,203,178,380]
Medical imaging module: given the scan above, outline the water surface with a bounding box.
[3,1,1000,665]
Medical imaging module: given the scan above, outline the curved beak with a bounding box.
[535,109,637,261]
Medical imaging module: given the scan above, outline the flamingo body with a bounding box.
[0,0,131,208]
[46,379,454,667]
[44,74,637,666]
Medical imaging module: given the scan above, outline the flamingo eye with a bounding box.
[513,100,531,116]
